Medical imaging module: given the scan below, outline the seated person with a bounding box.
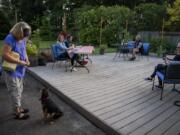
[56,32,79,71]
[145,43,180,88]
[64,34,75,48]
[129,34,143,61]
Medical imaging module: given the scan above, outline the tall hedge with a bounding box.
[134,3,166,31]
[74,6,134,46]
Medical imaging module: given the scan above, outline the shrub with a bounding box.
[149,38,176,55]
[39,16,53,41]
[134,3,166,31]
[74,6,134,46]
[31,29,41,49]
[26,41,38,56]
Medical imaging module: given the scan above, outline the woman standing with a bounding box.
[2,22,31,120]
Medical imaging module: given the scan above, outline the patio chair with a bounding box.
[138,42,150,60]
[142,43,150,56]
[113,43,124,60]
[51,44,70,71]
[113,41,136,60]
[152,61,180,100]
[127,41,135,49]
[0,65,2,76]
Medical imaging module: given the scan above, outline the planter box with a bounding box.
[39,48,53,62]
[0,72,6,85]
[29,56,38,67]
[99,48,105,55]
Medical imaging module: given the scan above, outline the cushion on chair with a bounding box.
[51,44,58,59]
[127,41,134,49]
[156,71,165,81]
[142,43,150,55]
[169,61,180,65]
[166,61,180,79]
[0,66,2,76]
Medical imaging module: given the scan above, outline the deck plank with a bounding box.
[29,54,180,135]
[147,109,180,135]
[163,121,180,135]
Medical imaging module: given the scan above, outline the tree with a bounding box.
[19,0,46,29]
[39,16,53,41]
[0,0,21,25]
[75,6,134,45]
[134,3,166,31]
[0,9,11,39]
[166,0,180,31]
[0,0,46,29]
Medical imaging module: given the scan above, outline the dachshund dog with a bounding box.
[40,88,63,123]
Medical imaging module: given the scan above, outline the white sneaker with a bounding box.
[72,67,78,72]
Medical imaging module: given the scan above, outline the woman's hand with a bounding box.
[18,60,29,66]
[72,44,75,48]
[25,59,30,66]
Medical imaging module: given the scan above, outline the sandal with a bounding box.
[20,108,29,113]
[174,101,180,107]
[155,85,163,89]
[129,57,136,61]
[14,113,29,120]
[145,77,153,81]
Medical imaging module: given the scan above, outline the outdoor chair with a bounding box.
[113,41,135,60]
[138,42,150,60]
[51,44,70,71]
[152,61,180,100]
[113,43,124,60]
[0,65,2,76]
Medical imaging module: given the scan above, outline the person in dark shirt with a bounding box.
[129,34,143,61]
[145,43,180,88]
[65,34,74,48]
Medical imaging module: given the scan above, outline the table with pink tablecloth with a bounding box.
[71,46,94,73]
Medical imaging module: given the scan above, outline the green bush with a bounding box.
[74,6,134,46]
[39,16,53,41]
[31,29,41,49]
[134,3,166,31]
[166,0,180,31]
[26,41,38,56]
[149,38,176,55]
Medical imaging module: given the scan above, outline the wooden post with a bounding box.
[15,8,18,23]
[62,12,67,33]
[99,16,103,47]
[161,17,165,41]
[125,19,128,33]
[161,17,165,53]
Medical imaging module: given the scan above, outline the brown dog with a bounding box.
[40,88,63,123]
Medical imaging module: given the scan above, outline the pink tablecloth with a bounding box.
[73,46,94,54]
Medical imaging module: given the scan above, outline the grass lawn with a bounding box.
[38,41,116,54]
[38,40,56,48]
[0,40,117,56]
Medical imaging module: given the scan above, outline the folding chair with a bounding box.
[51,44,70,71]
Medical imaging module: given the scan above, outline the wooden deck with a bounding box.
[29,53,180,135]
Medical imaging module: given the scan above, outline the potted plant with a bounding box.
[26,40,38,66]
[99,44,107,55]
